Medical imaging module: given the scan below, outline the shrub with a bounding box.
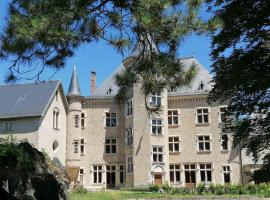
[196,183,206,194]
[148,184,160,192]
[73,186,88,193]
[161,182,171,193]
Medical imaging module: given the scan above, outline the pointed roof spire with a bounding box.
[131,34,158,56]
[67,66,81,97]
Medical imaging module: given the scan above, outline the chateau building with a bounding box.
[0,53,244,189]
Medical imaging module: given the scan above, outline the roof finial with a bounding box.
[67,66,81,97]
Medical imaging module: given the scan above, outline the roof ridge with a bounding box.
[0,80,60,87]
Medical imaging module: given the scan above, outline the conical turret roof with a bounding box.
[67,66,81,97]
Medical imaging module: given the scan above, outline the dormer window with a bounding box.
[198,81,205,90]
[3,121,14,131]
[107,87,113,95]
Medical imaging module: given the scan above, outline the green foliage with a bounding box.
[196,183,206,194]
[161,182,170,193]
[207,0,270,166]
[73,186,88,194]
[148,184,159,192]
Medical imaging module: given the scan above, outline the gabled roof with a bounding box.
[91,57,212,97]
[0,80,67,119]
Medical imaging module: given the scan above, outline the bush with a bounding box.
[196,183,206,194]
[161,182,171,193]
[148,184,160,192]
[73,186,88,193]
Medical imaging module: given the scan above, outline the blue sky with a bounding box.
[0,1,212,96]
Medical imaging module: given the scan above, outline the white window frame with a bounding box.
[81,112,86,128]
[105,112,117,127]
[80,138,85,154]
[92,165,103,184]
[127,156,133,173]
[105,138,117,154]
[222,164,231,184]
[126,128,133,146]
[78,168,84,185]
[169,164,181,184]
[152,146,164,164]
[3,121,15,132]
[151,119,163,135]
[197,134,212,152]
[126,99,133,117]
[199,163,213,183]
[219,105,228,123]
[149,91,162,107]
[53,108,59,129]
[75,114,80,127]
[119,164,125,184]
[73,139,79,153]
[196,107,210,124]
[220,133,229,151]
[168,136,180,153]
[168,109,179,126]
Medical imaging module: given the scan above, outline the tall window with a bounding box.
[81,112,86,128]
[196,108,209,124]
[105,138,117,154]
[119,165,125,184]
[53,108,59,129]
[184,164,196,185]
[75,115,80,127]
[168,110,179,126]
[152,146,164,163]
[73,140,79,153]
[221,134,229,151]
[150,91,161,107]
[126,100,133,116]
[3,121,14,131]
[197,135,211,152]
[127,157,133,173]
[151,119,162,135]
[219,106,227,123]
[93,165,103,184]
[169,137,180,153]
[126,128,133,146]
[79,168,84,184]
[199,164,212,183]
[105,112,117,127]
[80,138,85,154]
[170,164,181,184]
[222,165,231,184]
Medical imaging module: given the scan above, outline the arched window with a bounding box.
[53,108,59,129]
[52,140,59,151]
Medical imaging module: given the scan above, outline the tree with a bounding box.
[208,0,270,164]
[0,0,216,101]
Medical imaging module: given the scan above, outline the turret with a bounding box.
[66,67,82,188]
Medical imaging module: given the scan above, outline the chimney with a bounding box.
[90,71,96,95]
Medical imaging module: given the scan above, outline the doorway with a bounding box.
[106,165,116,189]
[154,173,163,186]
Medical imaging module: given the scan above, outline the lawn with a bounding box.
[69,191,264,200]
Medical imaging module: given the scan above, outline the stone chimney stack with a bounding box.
[90,71,96,95]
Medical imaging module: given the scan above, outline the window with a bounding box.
[196,108,209,124]
[169,137,180,153]
[221,134,229,151]
[80,138,85,154]
[150,91,161,107]
[197,135,211,152]
[168,110,179,126]
[119,165,125,184]
[199,164,212,183]
[106,165,116,187]
[222,165,231,184]
[105,112,117,127]
[52,140,59,151]
[93,165,103,184]
[53,108,59,129]
[152,146,164,163]
[75,115,80,127]
[151,119,162,135]
[79,168,84,184]
[127,157,133,173]
[105,138,117,154]
[126,100,133,116]
[184,164,196,185]
[81,112,86,128]
[56,91,58,101]
[219,106,227,123]
[73,140,79,153]
[126,128,133,146]
[3,121,14,131]
[170,164,181,184]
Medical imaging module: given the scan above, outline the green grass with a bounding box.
[69,191,265,200]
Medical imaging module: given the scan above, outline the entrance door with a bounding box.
[154,173,163,186]
[184,164,196,188]
[106,165,116,189]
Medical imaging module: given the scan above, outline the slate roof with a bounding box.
[0,80,65,119]
[91,57,212,98]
